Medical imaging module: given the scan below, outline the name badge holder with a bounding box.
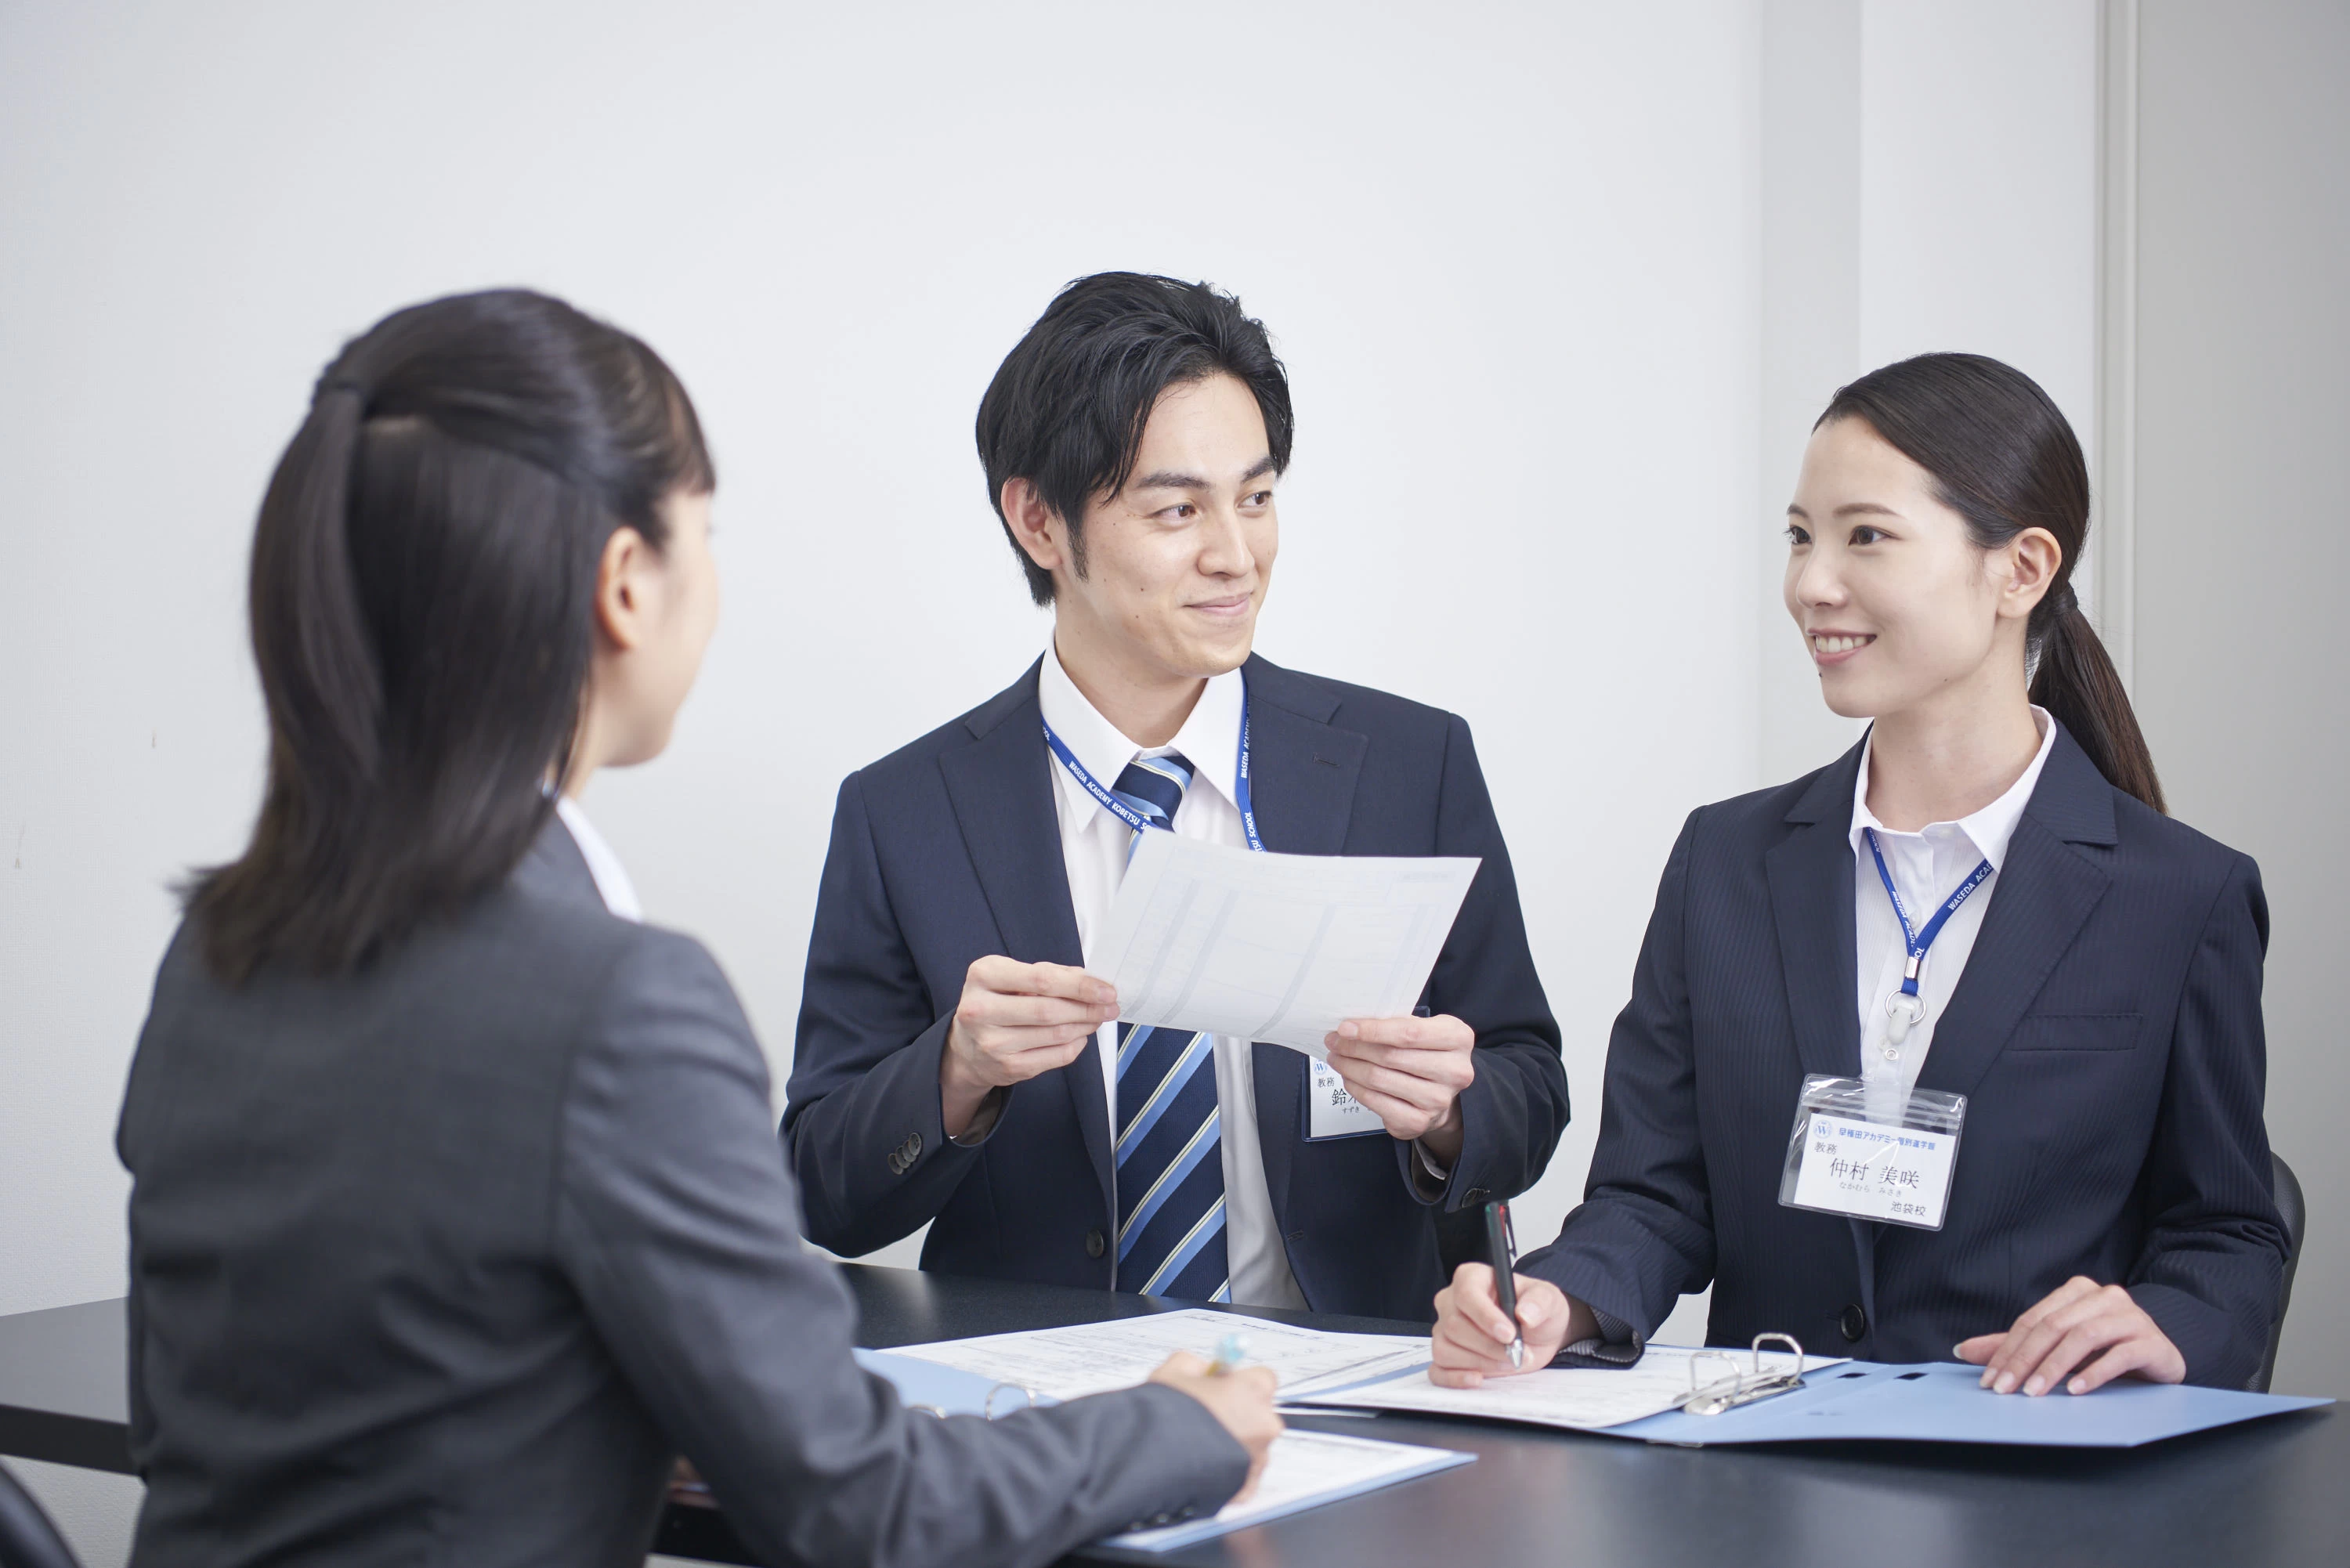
[1777,1075,1967,1230]
[1680,1334,1809,1416]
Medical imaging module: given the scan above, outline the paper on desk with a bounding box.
[1101,1429,1474,1553]
[1092,832,1480,1057]
[888,1307,1431,1402]
[1297,1344,1842,1431]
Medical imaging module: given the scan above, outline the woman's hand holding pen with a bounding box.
[1148,1353,1283,1503]
[1955,1276,2186,1396]
[1430,1263,1582,1387]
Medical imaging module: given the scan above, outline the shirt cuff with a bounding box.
[947,1086,1007,1147]
[1414,1140,1453,1183]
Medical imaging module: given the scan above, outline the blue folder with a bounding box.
[1607,1359,2331,1447]
[852,1347,1058,1415]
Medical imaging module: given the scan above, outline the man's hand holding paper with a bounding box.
[1322,1013,1477,1158]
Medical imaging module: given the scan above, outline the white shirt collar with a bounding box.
[1849,706,2059,872]
[553,795,643,921]
[1038,641,1246,811]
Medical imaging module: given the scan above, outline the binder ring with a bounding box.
[1682,1334,1810,1416]
[983,1382,1038,1420]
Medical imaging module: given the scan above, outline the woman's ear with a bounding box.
[1998,526,2064,622]
[592,526,652,651]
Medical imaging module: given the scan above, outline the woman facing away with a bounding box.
[116,288,1279,1568]
[1434,352,2284,1396]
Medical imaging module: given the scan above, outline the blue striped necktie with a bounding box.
[1108,751,1229,1302]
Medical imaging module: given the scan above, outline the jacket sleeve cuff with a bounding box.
[1549,1303,1645,1368]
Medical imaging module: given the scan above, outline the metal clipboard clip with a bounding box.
[1679,1334,1808,1416]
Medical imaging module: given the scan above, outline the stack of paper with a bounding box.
[887,1306,1431,1402]
[1297,1344,1828,1432]
[1094,833,1480,1057]
[1102,1429,1473,1553]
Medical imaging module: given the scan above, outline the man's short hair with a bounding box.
[975,273,1294,605]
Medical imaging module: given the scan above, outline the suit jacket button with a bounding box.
[1085,1228,1106,1259]
[1462,1187,1489,1204]
[1839,1303,1867,1342]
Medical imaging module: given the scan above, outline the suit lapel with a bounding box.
[1238,655,1365,857]
[1914,733,2116,1100]
[937,663,1113,1213]
[1235,656,1367,1223]
[1764,742,1867,1082]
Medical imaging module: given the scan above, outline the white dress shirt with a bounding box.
[555,796,642,922]
[1849,709,2055,1111]
[1038,643,1308,1310]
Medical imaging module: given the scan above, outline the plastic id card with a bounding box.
[1777,1075,1966,1230]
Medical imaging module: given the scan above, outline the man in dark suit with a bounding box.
[783,273,1568,1321]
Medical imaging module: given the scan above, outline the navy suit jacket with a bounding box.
[1521,725,2285,1388]
[783,655,1567,1321]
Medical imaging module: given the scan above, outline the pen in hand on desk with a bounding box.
[1484,1200,1524,1370]
[1208,1332,1248,1375]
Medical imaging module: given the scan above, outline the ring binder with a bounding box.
[1679,1334,1808,1416]
[906,1380,1038,1420]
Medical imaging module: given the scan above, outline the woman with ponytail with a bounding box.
[117,291,1276,1568]
[1433,352,2285,1396]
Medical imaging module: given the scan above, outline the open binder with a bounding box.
[1299,1333,2332,1448]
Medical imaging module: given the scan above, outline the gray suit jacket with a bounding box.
[117,820,1246,1568]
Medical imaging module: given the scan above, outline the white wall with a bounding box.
[1756,0,2099,785]
[2125,0,2350,1401]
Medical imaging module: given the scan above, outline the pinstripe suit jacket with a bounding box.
[1519,726,2285,1388]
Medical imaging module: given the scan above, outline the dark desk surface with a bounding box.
[5,1266,2345,1568]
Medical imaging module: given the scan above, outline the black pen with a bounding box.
[1484,1198,1523,1370]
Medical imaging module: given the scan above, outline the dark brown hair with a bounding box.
[188,288,714,981]
[1818,352,2164,812]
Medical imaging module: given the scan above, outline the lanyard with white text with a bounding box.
[1041,695,1267,854]
[1863,826,1994,1052]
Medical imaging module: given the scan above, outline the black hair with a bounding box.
[974,272,1293,605]
[187,287,714,981]
[1817,352,2164,812]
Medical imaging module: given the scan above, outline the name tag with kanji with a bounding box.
[1778,1075,1967,1230]
[1304,1060,1387,1140]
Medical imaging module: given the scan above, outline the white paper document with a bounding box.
[888,1307,1432,1402]
[1101,1429,1474,1552]
[1296,1344,1843,1432]
[1092,831,1480,1057]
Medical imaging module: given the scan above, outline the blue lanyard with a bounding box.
[1042,693,1266,854]
[1863,827,1994,999]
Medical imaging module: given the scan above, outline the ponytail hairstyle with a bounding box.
[1816,353,2164,813]
[188,288,714,982]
